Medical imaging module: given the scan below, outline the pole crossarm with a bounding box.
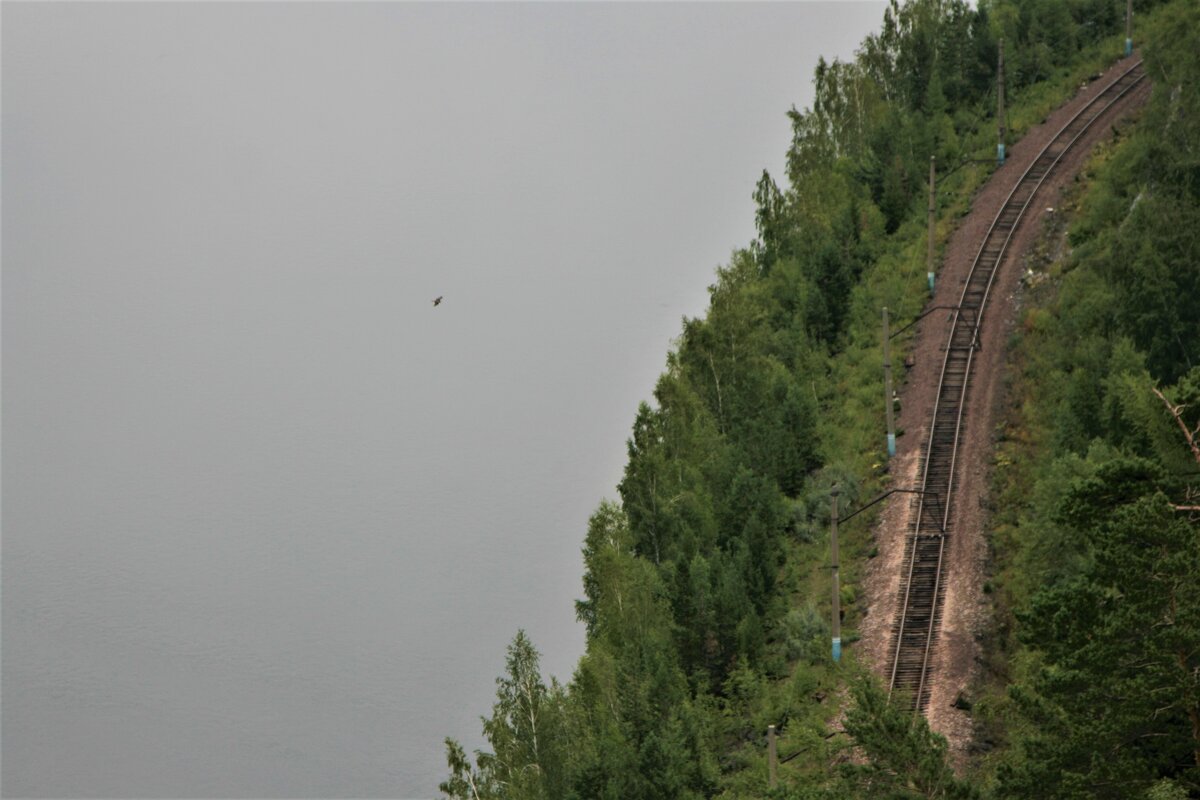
[935,156,998,186]
[889,305,961,340]
[838,487,946,533]
[930,156,998,196]
[780,748,809,765]
[927,154,997,295]
[947,157,997,175]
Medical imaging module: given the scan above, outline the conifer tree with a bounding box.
[841,676,979,800]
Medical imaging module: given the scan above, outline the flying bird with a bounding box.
[433,296,443,307]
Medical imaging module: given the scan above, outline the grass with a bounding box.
[761,18,1168,787]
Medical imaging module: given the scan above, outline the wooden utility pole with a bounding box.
[997,38,1007,164]
[830,485,841,662]
[927,155,937,294]
[768,725,778,788]
[1126,0,1133,56]
[883,307,896,458]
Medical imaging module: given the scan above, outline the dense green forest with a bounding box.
[440,1,1200,797]
[973,4,1200,796]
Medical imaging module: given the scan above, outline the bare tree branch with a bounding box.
[1153,385,1200,464]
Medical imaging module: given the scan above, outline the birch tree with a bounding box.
[440,631,567,800]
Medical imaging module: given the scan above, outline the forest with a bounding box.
[441,1,1200,797]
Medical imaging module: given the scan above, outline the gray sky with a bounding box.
[3,3,887,796]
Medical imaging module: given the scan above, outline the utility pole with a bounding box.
[927,155,937,295]
[768,725,778,788]
[883,307,896,458]
[830,485,841,663]
[1126,0,1133,56]
[997,38,1007,165]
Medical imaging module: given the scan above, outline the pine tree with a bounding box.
[999,457,1200,798]
[841,676,979,800]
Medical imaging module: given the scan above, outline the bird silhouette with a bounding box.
[433,296,443,307]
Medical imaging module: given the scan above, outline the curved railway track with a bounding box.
[886,59,1147,710]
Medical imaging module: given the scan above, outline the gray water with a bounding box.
[2,3,885,797]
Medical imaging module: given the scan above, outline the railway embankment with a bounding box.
[858,51,1152,762]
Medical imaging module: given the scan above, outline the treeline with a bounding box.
[977,4,1200,798]
[440,1,1180,797]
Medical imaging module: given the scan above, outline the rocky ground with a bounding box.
[855,52,1152,767]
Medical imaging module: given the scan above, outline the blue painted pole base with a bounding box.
[997,142,1006,165]
[832,637,842,662]
[1126,38,1133,56]
[887,432,896,458]
[927,271,935,294]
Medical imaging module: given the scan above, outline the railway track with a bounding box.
[886,59,1147,710]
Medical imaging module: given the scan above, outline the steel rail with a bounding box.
[887,59,1147,708]
[942,59,1146,531]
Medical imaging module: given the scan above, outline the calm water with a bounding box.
[2,3,885,796]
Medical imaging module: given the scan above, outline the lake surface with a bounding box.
[2,3,885,796]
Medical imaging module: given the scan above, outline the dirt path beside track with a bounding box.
[855,52,1151,764]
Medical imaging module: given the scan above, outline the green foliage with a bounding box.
[974,6,1200,793]
[444,0,1190,796]
[441,737,496,800]
[841,676,980,799]
[776,606,829,666]
[996,462,1200,798]
[441,631,569,800]
[1145,779,1190,800]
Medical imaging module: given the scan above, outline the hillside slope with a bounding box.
[859,51,1151,761]
[439,2,1196,797]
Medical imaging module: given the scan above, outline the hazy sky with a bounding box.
[3,3,887,796]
